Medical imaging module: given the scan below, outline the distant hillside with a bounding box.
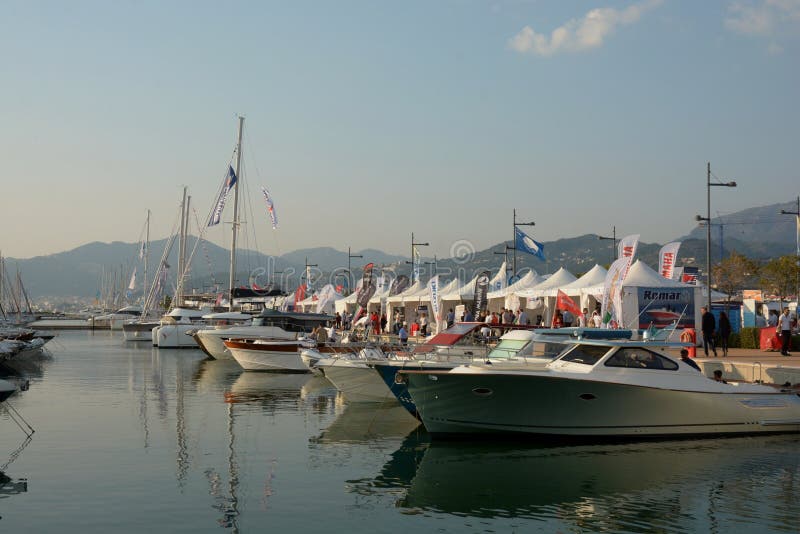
[8,200,798,299]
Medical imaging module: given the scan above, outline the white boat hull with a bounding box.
[153,324,200,348]
[317,360,396,404]
[226,341,308,372]
[405,371,800,437]
[122,322,157,342]
[194,326,297,360]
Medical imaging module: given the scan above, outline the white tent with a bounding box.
[517,267,578,324]
[487,270,545,312]
[556,264,608,311]
[385,281,424,326]
[488,261,507,292]
[618,260,702,332]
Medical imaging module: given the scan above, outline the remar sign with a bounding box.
[642,290,685,301]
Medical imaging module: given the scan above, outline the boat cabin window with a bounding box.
[558,344,611,366]
[487,339,529,359]
[604,348,678,371]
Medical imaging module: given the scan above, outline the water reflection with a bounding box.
[354,434,800,530]
[312,403,421,445]
[0,471,27,499]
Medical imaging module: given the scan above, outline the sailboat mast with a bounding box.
[144,209,150,310]
[229,116,245,311]
[177,187,188,308]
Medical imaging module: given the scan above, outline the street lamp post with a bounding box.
[347,247,363,295]
[411,232,429,283]
[780,195,800,304]
[597,226,617,265]
[695,162,737,309]
[510,208,535,276]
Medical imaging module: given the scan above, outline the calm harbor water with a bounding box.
[1,331,798,533]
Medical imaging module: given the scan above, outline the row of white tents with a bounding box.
[290,260,708,332]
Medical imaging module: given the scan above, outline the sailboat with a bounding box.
[153,117,253,348]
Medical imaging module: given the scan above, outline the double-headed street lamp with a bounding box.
[597,226,617,265]
[410,232,429,283]
[347,246,363,294]
[696,162,737,309]
[779,196,800,303]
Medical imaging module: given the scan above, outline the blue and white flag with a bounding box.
[207,165,238,227]
[413,246,421,283]
[515,227,545,261]
[138,241,146,260]
[260,187,278,229]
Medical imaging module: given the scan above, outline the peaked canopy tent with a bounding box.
[334,278,364,315]
[617,260,702,332]
[486,270,546,312]
[384,280,425,327]
[516,267,578,325]
[551,264,609,312]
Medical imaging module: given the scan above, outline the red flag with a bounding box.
[294,284,306,303]
[556,290,581,316]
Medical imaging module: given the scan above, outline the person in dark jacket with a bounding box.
[701,306,718,357]
[718,311,732,357]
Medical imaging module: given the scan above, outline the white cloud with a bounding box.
[508,0,662,56]
[725,0,800,36]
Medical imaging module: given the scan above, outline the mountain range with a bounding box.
[4,200,798,301]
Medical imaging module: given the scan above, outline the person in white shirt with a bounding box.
[578,308,588,328]
[591,310,602,328]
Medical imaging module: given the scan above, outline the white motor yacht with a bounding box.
[401,338,800,438]
[193,309,334,360]
[152,308,209,348]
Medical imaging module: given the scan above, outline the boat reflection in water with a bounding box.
[0,470,27,499]
[351,433,800,530]
[313,403,421,445]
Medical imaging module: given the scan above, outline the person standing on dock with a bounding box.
[718,311,732,358]
[701,307,718,357]
[779,307,792,356]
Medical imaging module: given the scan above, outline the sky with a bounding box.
[1,0,798,262]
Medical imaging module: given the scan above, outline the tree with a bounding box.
[712,251,758,307]
[759,255,800,304]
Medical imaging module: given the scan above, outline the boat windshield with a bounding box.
[558,344,611,366]
[604,348,679,370]
[487,339,529,359]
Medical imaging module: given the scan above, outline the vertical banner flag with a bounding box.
[315,284,336,314]
[127,267,137,291]
[489,262,507,292]
[294,284,307,304]
[617,234,640,277]
[472,271,491,318]
[426,275,441,334]
[389,275,410,296]
[353,263,377,323]
[658,242,681,280]
[260,187,278,229]
[139,241,146,260]
[556,289,581,316]
[601,257,629,327]
[514,227,546,261]
[412,246,421,284]
[208,165,238,227]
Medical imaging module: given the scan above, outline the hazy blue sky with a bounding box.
[1,0,798,261]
